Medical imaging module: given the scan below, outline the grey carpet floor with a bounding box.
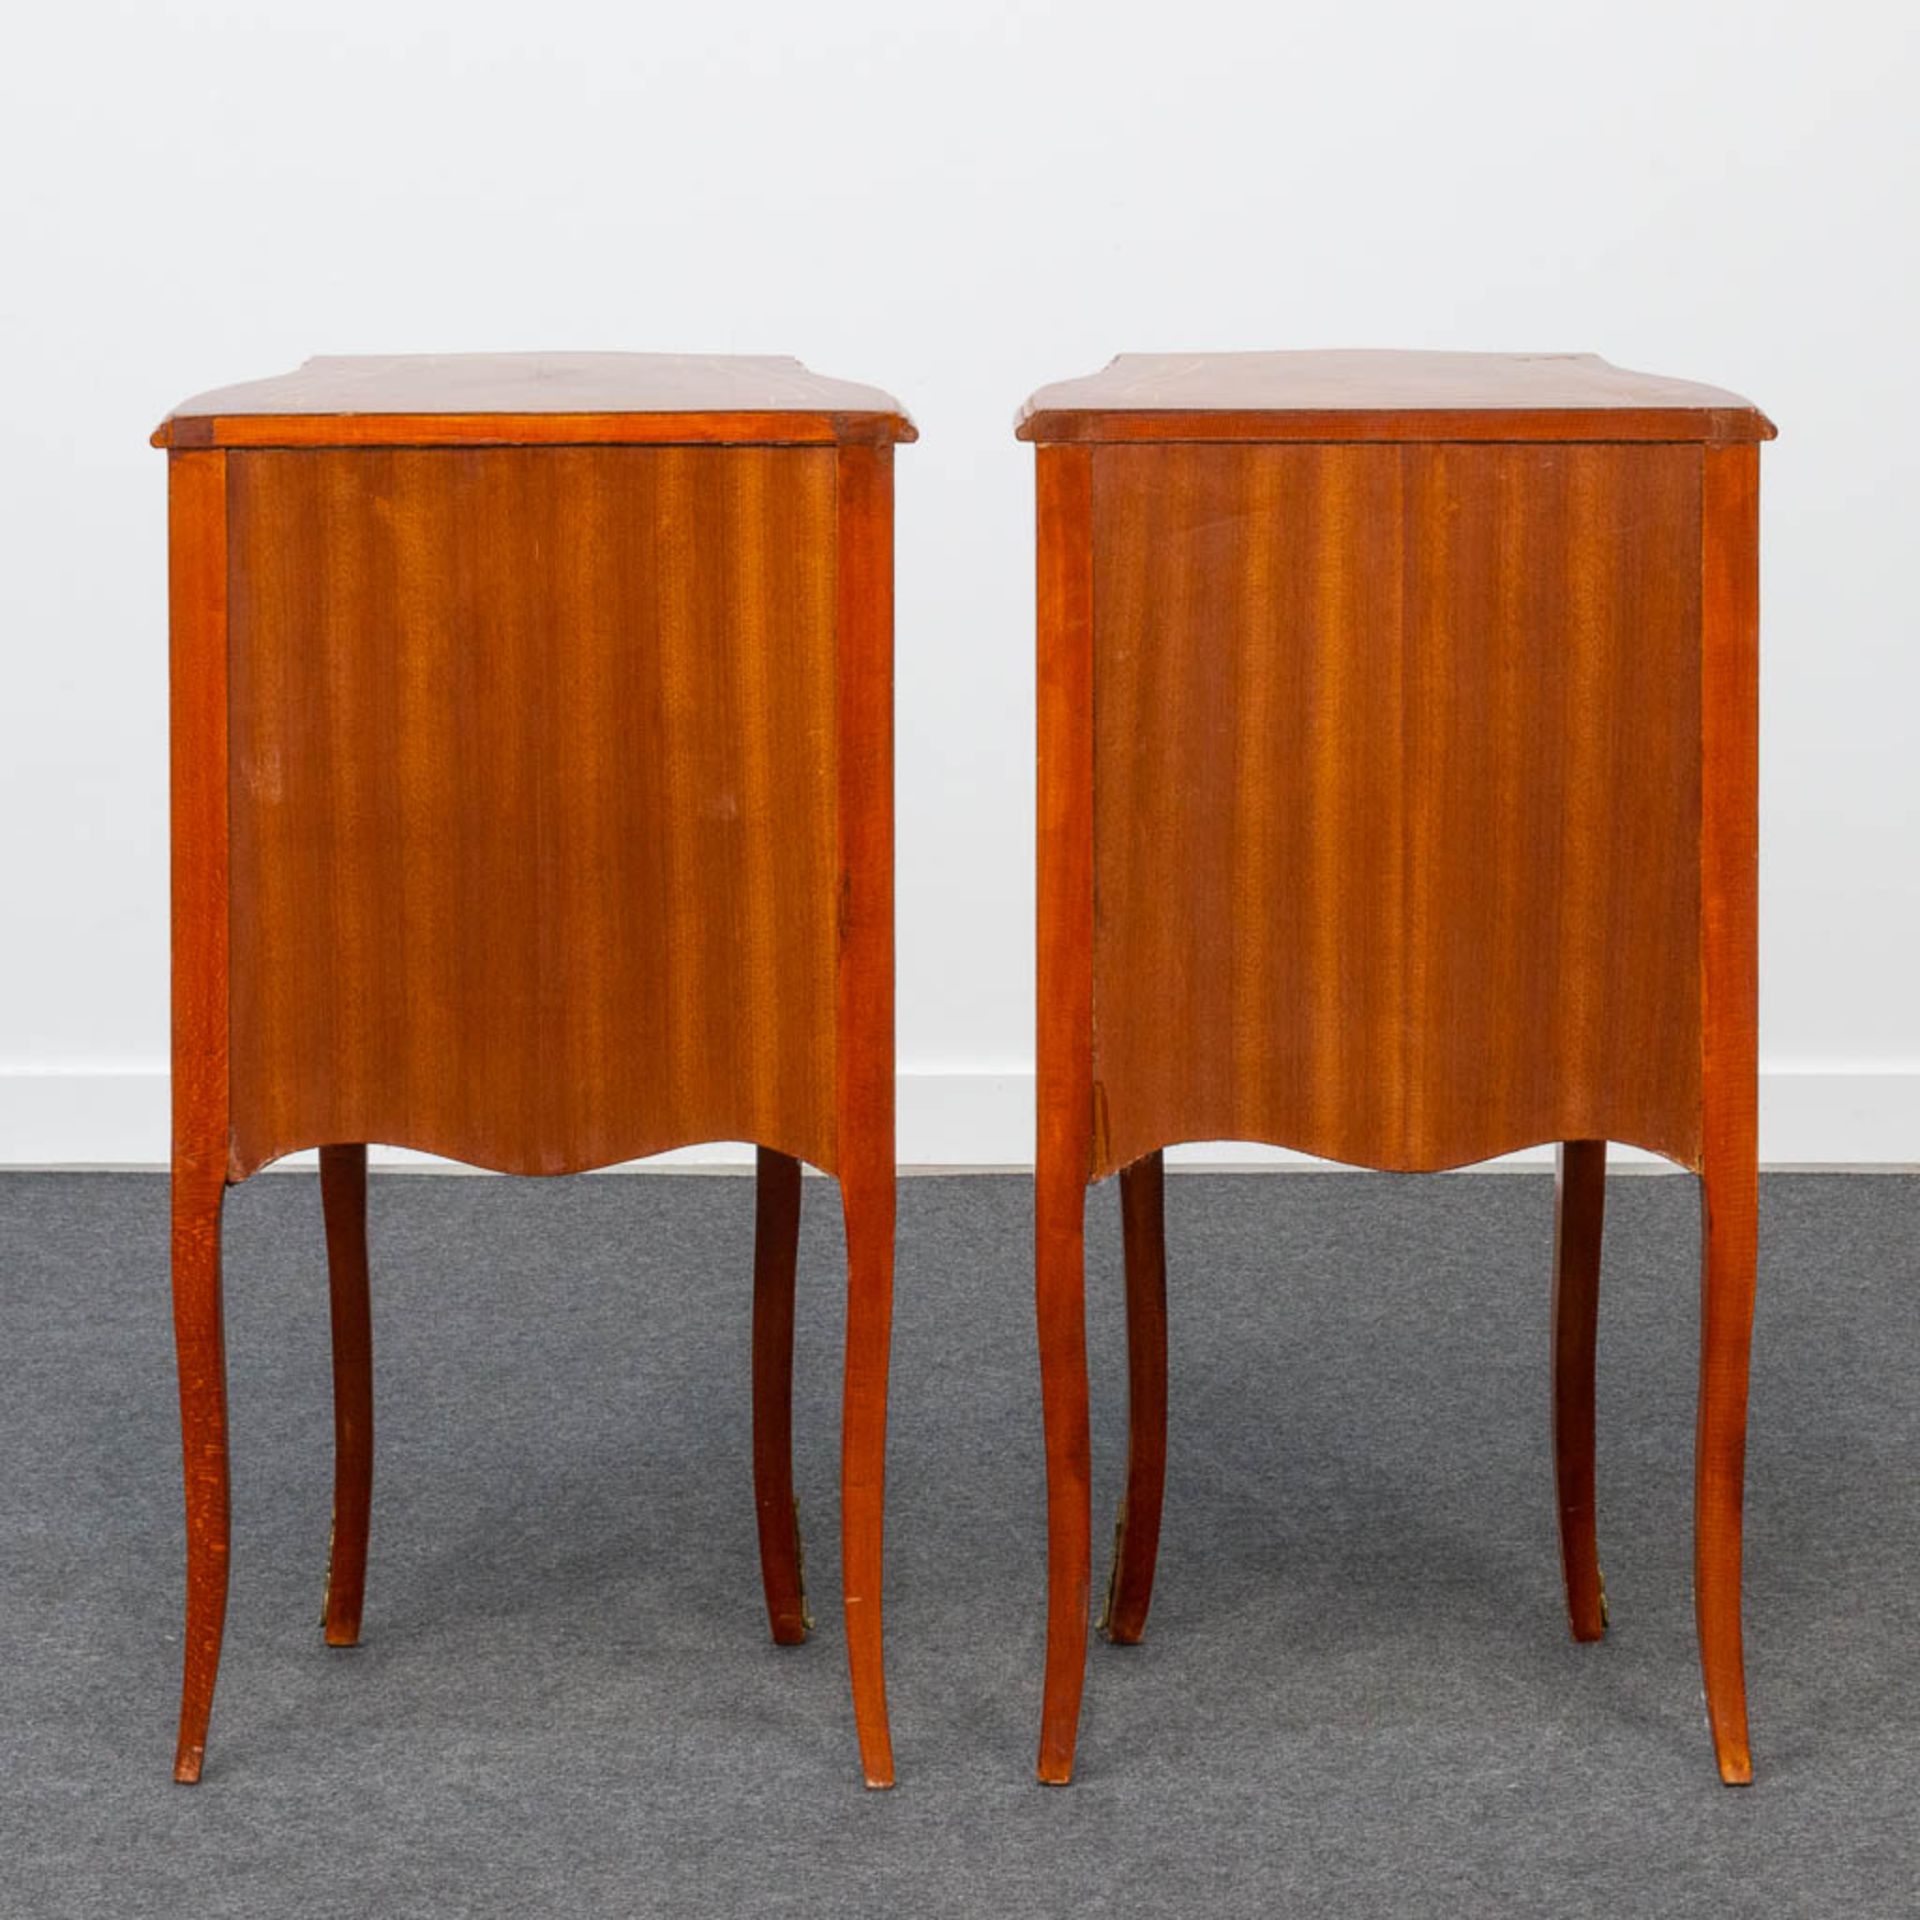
[1,1170,1916,1919]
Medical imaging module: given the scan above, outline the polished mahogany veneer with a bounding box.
[154,350,912,447]
[1021,350,1774,1786]
[159,353,912,1787]
[1017,348,1773,444]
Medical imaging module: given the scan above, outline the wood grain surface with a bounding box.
[832,441,900,1788]
[166,449,232,1784]
[153,353,917,449]
[1034,443,1098,1785]
[1695,444,1762,1786]
[155,353,916,449]
[167,403,903,1789]
[1017,350,1775,445]
[1089,441,1706,1176]
[224,445,842,1180]
[1029,392,1769,1785]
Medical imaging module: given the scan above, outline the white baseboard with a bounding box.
[0,1064,1910,1170]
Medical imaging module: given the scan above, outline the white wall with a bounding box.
[1,0,1914,1167]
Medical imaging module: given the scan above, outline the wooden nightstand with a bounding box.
[1019,351,1775,1784]
[155,354,913,1786]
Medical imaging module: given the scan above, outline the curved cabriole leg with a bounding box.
[1696,439,1759,1785]
[1696,1159,1758,1785]
[1103,1152,1168,1645]
[1036,1167,1092,1783]
[838,1157,895,1787]
[753,1147,808,1644]
[1551,1140,1607,1642]
[168,445,230,1781]
[171,1160,230,1783]
[833,437,897,1787]
[320,1144,373,1647]
[1033,439,1095,1784]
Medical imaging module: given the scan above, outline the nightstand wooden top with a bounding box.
[1016,351,1774,445]
[154,353,916,449]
